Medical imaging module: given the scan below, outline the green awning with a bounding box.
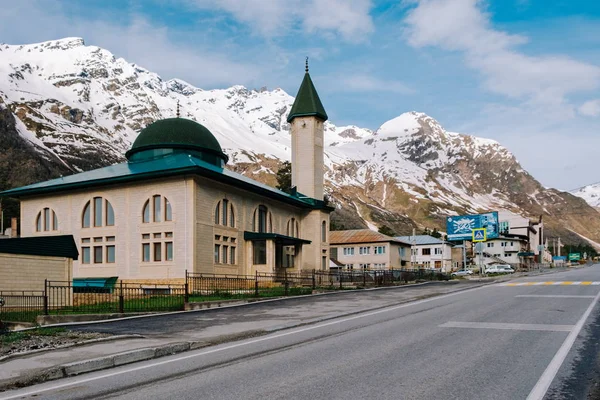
[244,231,311,246]
[73,277,118,288]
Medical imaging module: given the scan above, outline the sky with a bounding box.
[1,0,599,191]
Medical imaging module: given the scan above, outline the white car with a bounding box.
[451,269,473,277]
[485,264,514,274]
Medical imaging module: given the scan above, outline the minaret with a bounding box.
[287,58,328,200]
[288,59,330,271]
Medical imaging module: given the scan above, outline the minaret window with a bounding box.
[321,221,327,242]
[287,218,299,238]
[36,208,58,232]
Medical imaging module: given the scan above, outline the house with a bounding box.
[329,229,411,270]
[498,210,545,263]
[477,234,528,266]
[0,65,333,284]
[0,235,78,291]
[394,235,453,272]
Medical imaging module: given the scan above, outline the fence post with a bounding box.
[43,279,49,315]
[255,270,259,297]
[339,270,343,290]
[118,281,124,314]
[312,269,316,290]
[284,269,289,296]
[363,270,366,287]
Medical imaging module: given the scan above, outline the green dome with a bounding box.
[126,118,228,164]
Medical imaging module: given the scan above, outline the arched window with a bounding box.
[321,220,327,242]
[253,205,272,233]
[214,199,235,228]
[142,195,173,223]
[82,198,114,228]
[36,208,58,232]
[287,218,299,238]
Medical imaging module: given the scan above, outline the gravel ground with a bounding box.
[0,329,111,358]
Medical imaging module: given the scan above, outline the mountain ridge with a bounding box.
[2,37,600,245]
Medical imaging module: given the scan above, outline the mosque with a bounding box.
[0,65,332,283]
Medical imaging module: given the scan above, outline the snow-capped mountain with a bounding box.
[2,37,600,245]
[571,184,600,208]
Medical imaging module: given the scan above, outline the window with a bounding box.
[487,242,494,248]
[322,256,327,270]
[422,248,431,256]
[141,232,173,263]
[321,221,327,242]
[360,263,370,270]
[359,246,370,255]
[258,206,267,233]
[434,248,442,255]
[374,246,386,255]
[153,243,162,261]
[36,208,58,232]
[142,195,173,223]
[287,218,299,238]
[343,247,354,256]
[82,247,90,264]
[143,243,150,262]
[106,246,115,263]
[82,197,114,228]
[373,263,386,269]
[215,199,236,228]
[94,246,103,263]
[346,264,354,270]
[253,240,267,264]
[230,246,236,265]
[166,242,173,261]
[215,244,220,263]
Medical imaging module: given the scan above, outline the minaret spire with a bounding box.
[176,100,180,118]
[305,56,309,73]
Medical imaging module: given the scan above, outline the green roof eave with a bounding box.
[244,231,311,245]
[287,72,328,123]
[0,154,330,212]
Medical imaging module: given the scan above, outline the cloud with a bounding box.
[336,74,414,94]
[579,99,600,117]
[403,0,600,112]
[189,0,374,41]
[0,0,260,89]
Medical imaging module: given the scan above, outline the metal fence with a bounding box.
[44,280,187,314]
[0,291,46,323]
[0,269,448,323]
[186,268,450,299]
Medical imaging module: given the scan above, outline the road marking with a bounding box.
[0,284,490,400]
[501,281,600,286]
[527,288,600,400]
[440,321,573,332]
[516,295,596,299]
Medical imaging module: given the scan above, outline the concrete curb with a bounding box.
[0,282,490,392]
[0,335,144,363]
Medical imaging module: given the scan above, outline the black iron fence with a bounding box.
[0,269,448,323]
[0,291,46,323]
[186,268,449,300]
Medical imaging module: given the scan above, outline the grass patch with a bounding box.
[1,327,67,346]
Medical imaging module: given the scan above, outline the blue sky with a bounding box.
[1,0,600,191]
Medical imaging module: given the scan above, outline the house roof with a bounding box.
[0,235,79,259]
[394,235,449,246]
[329,229,407,245]
[287,71,328,123]
[0,153,332,212]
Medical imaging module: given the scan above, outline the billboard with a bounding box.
[446,212,499,241]
[568,253,581,261]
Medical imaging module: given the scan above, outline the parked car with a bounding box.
[485,264,514,274]
[451,269,473,277]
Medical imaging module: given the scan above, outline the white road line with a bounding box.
[440,321,573,332]
[527,288,600,400]
[516,295,596,299]
[0,284,490,400]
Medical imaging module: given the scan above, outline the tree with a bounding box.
[378,225,396,237]
[276,161,292,193]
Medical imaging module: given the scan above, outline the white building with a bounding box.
[394,235,453,272]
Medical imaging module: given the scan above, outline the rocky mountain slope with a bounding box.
[572,183,600,208]
[1,37,599,245]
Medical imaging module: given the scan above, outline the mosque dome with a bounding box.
[126,118,228,166]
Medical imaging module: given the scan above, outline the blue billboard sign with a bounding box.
[446,212,499,241]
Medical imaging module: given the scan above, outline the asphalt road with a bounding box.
[4,266,600,400]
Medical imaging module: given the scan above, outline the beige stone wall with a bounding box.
[20,177,192,280]
[0,253,71,291]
